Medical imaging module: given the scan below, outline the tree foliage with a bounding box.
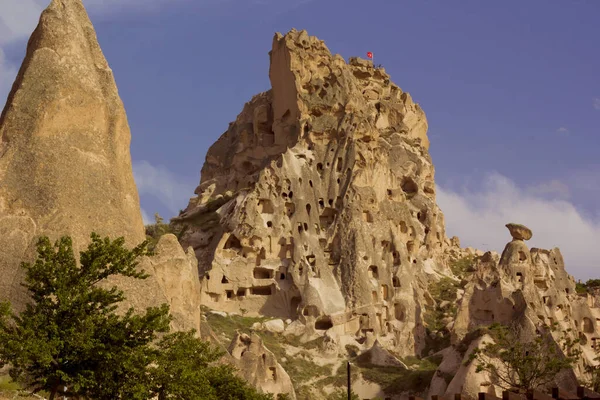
[0,233,272,400]
[468,323,579,392]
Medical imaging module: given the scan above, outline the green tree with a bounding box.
[0,233,273,400]
[150,330,272,400]
[468,323,579,392]
[0,234,169,399]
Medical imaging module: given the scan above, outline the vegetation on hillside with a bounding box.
[468,323,580,392]
[576,279,600,294]
[0,234,271,400]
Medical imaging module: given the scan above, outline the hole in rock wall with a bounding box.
[280,273,286,280]
[237,288,247,297]
[400,221,408,234]
[406,241,415,253]
[306,204,312,215]
[417,210,427,223]
[266,221,273,228]
[268,367,277,381]
[368,265,379,279]
[393,277,401,288]
[393,251,401,266]
[315,317,333,331]
[394,303,406,321]
[285,202,296,217]
[372,291,378,302]
[317,163,323,172]
[259,199,275,214]
[303,305,319,317]
[583,317,594,333]
[307,255,316,267]
[290,297,301,313]
[224,234,242,250]
[363,211,374,223]
[401,177,418,194]
[336,158,343,172]
[222,276,229,284]
[303,222,309,232]
[381,285,389,300]
[328,199,334,206]
[319,238,327,250]
[251,286,273,296]
[518,251,527,262]
[319,208,338,229]
[516,272,523,282]
[254,268,274,279]
[309,180,313,187]
[226,290,233,300]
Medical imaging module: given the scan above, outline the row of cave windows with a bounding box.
[212,265,403,289]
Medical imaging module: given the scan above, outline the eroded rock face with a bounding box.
[432,226,588,398]
[228,333,296,399]
[0,0,201,332]
[177,29,449,356]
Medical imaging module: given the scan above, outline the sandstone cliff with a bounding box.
[179,29,600,398]
[176,28,449,358]
[0,0,200,332]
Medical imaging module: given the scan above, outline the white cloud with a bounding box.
[594,98,600,111]
[437,173,600,280]
[556,127,569,134]
[526,179,570,200]
[133,160,196,217]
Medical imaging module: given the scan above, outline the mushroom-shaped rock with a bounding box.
[506,223,533,241]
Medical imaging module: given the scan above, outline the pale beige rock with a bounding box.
[0,0,201,332]
[359,340,407,368]
[228,333,296,399]
[264,319,285,333]
[176,28,448,357]
[506,223,533,241]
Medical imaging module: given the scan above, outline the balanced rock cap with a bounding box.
[506,223,533,241]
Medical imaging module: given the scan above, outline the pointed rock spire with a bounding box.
[0,0,145,310]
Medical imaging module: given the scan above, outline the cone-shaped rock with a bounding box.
[0,0,145,310]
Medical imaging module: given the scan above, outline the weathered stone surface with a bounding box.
[0,0,201,332]
[0,0,145,311]
[359,340,407,368]
[228,333,296,399]
[264,319,285,333]
[506,223,533,241]
[176,28,448,357]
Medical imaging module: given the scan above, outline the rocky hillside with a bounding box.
[176,29,600,399]
[1,0,599,398]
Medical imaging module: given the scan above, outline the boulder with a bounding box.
[264,319,285,333]
[506,223,533,241]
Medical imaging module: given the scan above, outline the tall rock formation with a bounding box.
[0,0,200,333]
[178,29,600,398]
[176,29,449,357]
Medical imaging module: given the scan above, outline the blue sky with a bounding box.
[1,0,600,278]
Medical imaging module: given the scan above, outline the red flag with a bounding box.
[367,51,373,59]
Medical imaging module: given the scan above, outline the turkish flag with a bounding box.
[367,52,373,59]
